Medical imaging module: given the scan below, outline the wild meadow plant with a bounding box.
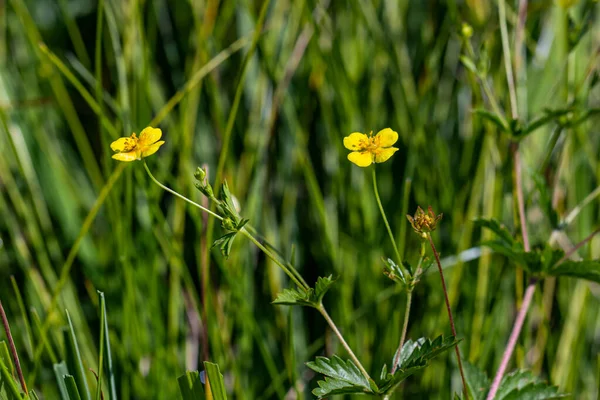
[1,0,600,399]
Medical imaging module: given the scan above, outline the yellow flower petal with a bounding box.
[111,152,138,162]
[374,128,398,147]
[343,132,369,151]
[110,137,135,152]
[138,127,162,147]
[348,151,373,167]
[141,141,165,158]
[374,147,398,164]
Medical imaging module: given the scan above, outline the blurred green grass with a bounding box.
[0,0,599,398]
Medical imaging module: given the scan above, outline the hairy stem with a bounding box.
[428,234,468,399]
[317,305,372,382]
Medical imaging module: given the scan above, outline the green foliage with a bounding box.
[306,355,376,398]
[463,362,490,400]
[64,311,92,400]
[460,364,566,400]
[2,0,600,398]
[476,218,600,283]
[494,370,566,400]
[272,276,335,308]
[178,362,227,400]
[548,260,600,282]
[212,181,249,258]
[0,350,22,400]
[307,335,458,398]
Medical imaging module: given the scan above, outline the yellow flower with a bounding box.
[110,127,165,162]
[343,128,399,167]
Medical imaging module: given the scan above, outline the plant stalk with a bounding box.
[0,300,28,395]
[391,288,412,375]
[317,304,372,383]
[427,234,468,399]
[485,280,537,400]
[372,168,405,274]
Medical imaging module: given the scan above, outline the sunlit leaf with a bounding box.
[306,355,375,398]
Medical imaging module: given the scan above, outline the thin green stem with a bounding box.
[428,234,468,400]
[317,305,372,383]
[391,289,412,375]
[463,40,508,128]
[146,161,308,290]
[372,168,405,273]
[240,228,309,290]
[143,161,223,221]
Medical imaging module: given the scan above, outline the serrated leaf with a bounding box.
[314,275,335,303]
[272,287,314,307]
[272,276,336,308]
[312,376,372,398]
[463,362,490,400]
[203,362,227,400]
[495,370,566,400]
[473,109,509,132]
[547,260,600,283]
[379,335,459,393]
[306,355,373,398]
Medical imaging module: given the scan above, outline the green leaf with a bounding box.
[495,370,566,400]
[272,287,314,307]
[178,370,205,400]
[523,107,574,135]
[314,275,335,304]
[306,355,374,398]
[473,109,509,132]
[54,362,71,400]
[272,276,336,308]
[0,354,22,400]
[379,335,459,393]
[212,232,237,258]
[203,362,228,400]
[547,260,600,283]
[98,292,117,400]
[65,311,92,400]
[463,362,490,400]
[63,375,83,400]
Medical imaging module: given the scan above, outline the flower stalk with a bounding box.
[427,234,469,399]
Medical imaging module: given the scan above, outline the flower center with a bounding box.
[122,133,138,152]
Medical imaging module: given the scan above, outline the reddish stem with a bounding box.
[485,280,537,400]
[427,235,469,399]
[0,300,29,395]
